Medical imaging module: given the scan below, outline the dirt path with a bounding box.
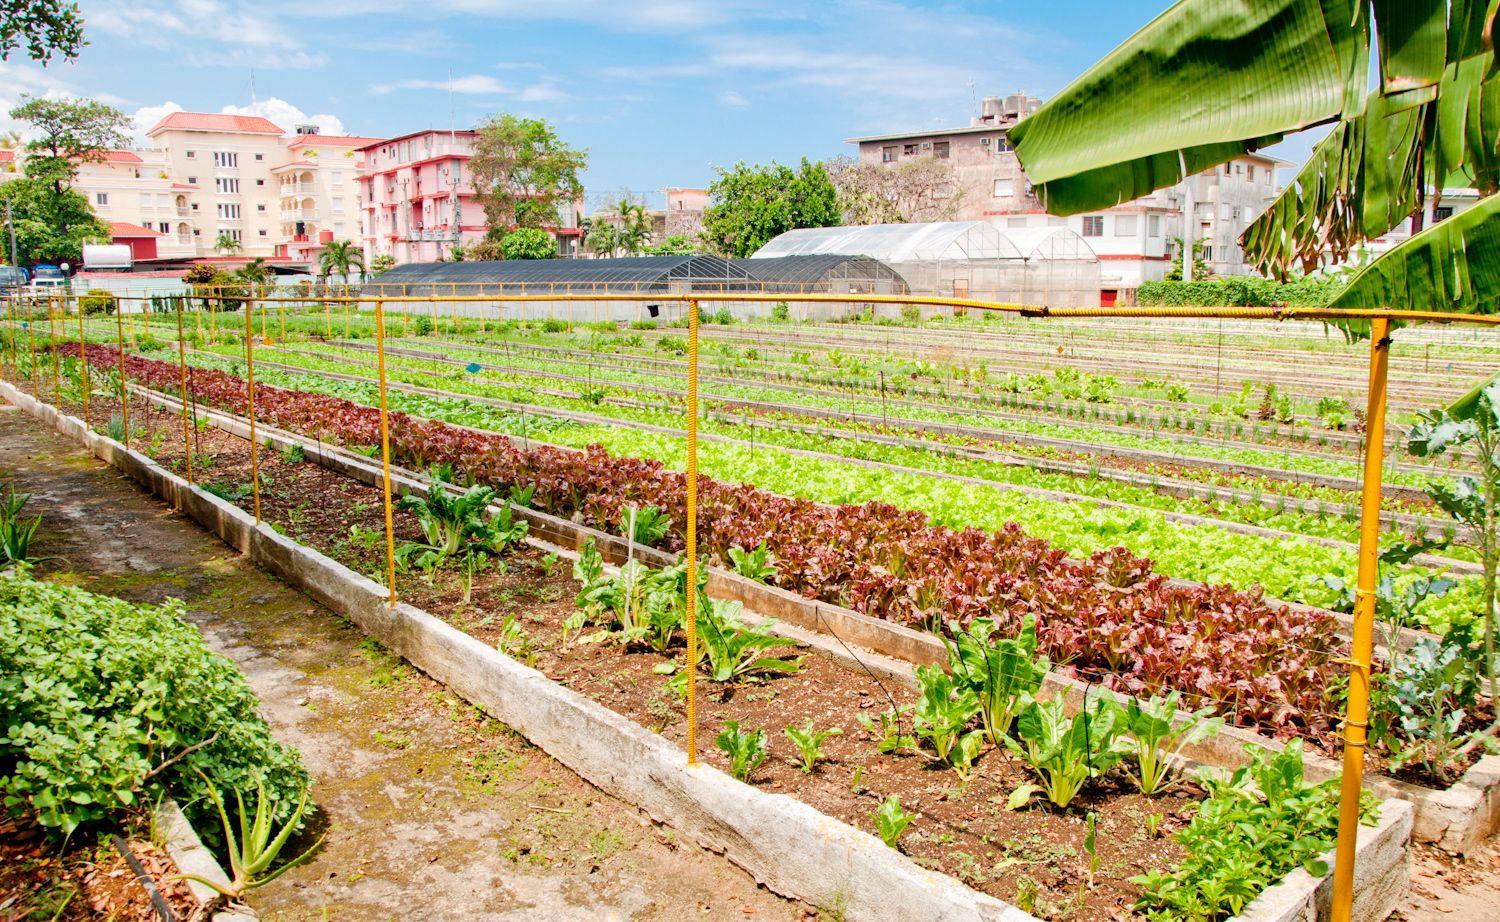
[0,404,808,922]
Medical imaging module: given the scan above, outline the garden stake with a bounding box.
[175,298,193,484]
[244,298,261,525]
[325,299,332,338]
[48,295,59,404]
[114,306,129,449]
[684,298,700,765]
[374,300,398,608]
[1330,316,1390,922]
[76,300,88,427]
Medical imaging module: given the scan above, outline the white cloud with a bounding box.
[518,83,568,102]
[372,75,508,96]
[717,90,749,108]
[0,62,86,141]
[128,101,185,145]
[220,98,346,135]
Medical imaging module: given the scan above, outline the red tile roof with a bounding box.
[0,150,13,163]
[146,111,285,136]
[170,182,198,189]
[96,150,144,163]
[107,221,163,237]
[287,134,383,148]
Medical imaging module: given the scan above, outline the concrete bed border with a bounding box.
[3,382,1416,920]
[115,374,1495,854]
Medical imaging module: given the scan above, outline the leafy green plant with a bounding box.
[571,538,686,652]
[278,442,305,465]
[1375,635,1484,782]
[909,664,984,778]
[684,599,803,685]
[714,721,768,782]
[106,412,126,442]
[397,472,528,566]
[944,613,1049,748]
[727,541,777,582]
[0,486,44,568]
[784,721,841,773]
[181,778,323,901]
[874,795,915,849]
[1006,695,1131,808]
[1132,741,1378,921]
[1122,692,1224,795]
[618,504,671,546]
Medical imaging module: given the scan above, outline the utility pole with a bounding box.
[5,198,17,270]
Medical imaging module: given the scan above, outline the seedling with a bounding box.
[874,796,915,849]
[714,721,768,782]
[783,721,842,773]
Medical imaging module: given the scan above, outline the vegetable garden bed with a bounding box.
[0,376,1416,922]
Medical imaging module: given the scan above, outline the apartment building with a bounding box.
[847,94,1284,299]
[273,132,381,263]
[356,129,584,265]
[144,112,289,258]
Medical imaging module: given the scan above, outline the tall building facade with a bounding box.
[273,132,381,263]
[847,94,1285,299]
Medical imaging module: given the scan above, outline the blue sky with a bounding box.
[1,1,1314,210]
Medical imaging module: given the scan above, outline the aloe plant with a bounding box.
[180,779,324,901]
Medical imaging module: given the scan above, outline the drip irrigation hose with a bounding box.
[110,833,177,922]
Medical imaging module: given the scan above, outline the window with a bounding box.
[1114,214,1137,236]
[1148,214,1162,237]
[1201,245,1214,261]
[881,146,897,163]
[933,141,951,160]
[1247,165,1256,182]
[157,222,170,233]
[1235,163,1244,175]
[258,229,268,236]
[254,153,264,161]
[213,151,238,168]
[256,204,266,212]
[225,229,242,243]
[1435,205,1455,221]
[187,176,197,185]
[1081,215,1104,236]
[216,203,241,219]
[186,150,195,159]
[255,179,265,186]
[215,178,240,193]
[903,143,918,156]
[94,192,108,206]
[139,193,152,206]
[992,179,1012,198]
[332,196,345,211]
[994,136,1012,152]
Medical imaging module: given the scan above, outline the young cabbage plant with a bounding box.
[944,613,1050,749]
[714,721,768,782]
[784,721,842,773]
[1006,694,1131,809]
[874,795,916,850]
[1121,692,1223,796]
[1375,635,1484,782]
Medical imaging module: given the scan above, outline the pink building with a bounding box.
[356,129,583,265]
[355,130,489,264]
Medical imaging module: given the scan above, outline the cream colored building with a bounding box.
[143,112,289,258]
[272,133,380,263]
[62,150,198,259]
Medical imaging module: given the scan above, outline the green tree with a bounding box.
[1163,237,1212,282]
[469,115,587,231]
[0,175,107,265]
[612,197,651,256]
[584,218,619,257]
[9,96,129,195]
[497,228,557,260]
[235,257,272,296]
[318,240,366,284]
[214,232,243,256]
[1008,0,1499,337]
[645,234,696,256]
[369,253,397,274]
[1,1,86,64]
[700,159,840,258]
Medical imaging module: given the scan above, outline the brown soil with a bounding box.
[80,393,1200,921]
[0,814,197,922]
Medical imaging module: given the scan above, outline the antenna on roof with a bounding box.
[448,68,456,142]
[250,69,258,108]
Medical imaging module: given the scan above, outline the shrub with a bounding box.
[79,288,117,315]
[771,302,790,322]
[542,318,570,333]
[0,571,310,838]
[1137,277,1343,308]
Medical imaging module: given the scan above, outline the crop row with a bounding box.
[69,341,1352,739]
[175,341,1483,630]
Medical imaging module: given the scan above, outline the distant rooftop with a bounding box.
[146,112,285,136]
[287,134,383,148]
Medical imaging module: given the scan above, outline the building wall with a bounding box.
[147,127,286,258]
[71,154,197,259]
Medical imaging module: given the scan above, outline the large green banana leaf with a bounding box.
[1321,191,1500,338]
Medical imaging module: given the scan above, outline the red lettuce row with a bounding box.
[68,343,1345,737]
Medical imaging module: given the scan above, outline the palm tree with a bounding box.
[1008,0,1498,336]
[613,198,651,256]
[318,240,366,286]
[235,257,272,296]
[213,232,242,257]
[584,218,619,258]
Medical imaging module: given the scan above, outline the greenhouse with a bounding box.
[726,255,909,295]
[750,221,1101,307]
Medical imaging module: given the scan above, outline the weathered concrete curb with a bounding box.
[155,799,259,921]
[2,380,1413,920]
[1234,799,1412,922]
[106,378,1497,853]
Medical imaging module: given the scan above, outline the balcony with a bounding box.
[280,208,319,221]
[176,235,193,245]
[176,206,191,217]
[280,183,316,195]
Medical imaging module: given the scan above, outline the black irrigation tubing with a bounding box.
[324,337,1463,481]
[111,833,177,922]
[402,329,1406,453]
[179,344,1481,578]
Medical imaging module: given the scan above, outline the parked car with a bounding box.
[0,265,26,292]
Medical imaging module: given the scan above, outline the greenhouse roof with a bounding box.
[752,221,1097,263]
[729,254,906,286]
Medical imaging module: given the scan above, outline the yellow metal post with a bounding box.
[374,300,398,608]
[48,295,59,403]
[114,306,129,448]
[1330,316,1391,922]
[26,308,37,396]
[684,298,700,765]
[244,300,262,525]
[176,298,194,484]
[77,297,89,428]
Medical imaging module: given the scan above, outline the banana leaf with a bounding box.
[1321,192,1500,338]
